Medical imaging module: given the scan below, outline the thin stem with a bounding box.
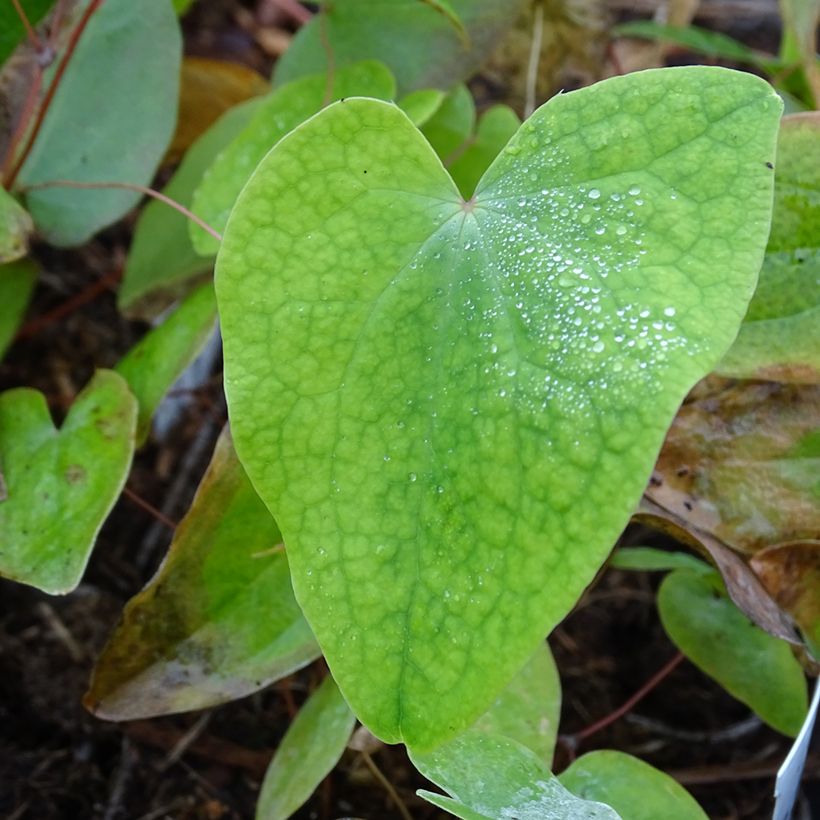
[1,64,43,184]
[566,652,685,746]
[6,0,104,188]
[20,179,223,242]
[10,0,44,52]
[360,752,413,820]
[122,487,178,531]
[524,0,544,118]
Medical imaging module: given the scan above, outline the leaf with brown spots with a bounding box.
[752,541,820,660]
[0,370,136,594]
[85,427,319,720]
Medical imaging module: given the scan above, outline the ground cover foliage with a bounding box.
[0,0,818,818]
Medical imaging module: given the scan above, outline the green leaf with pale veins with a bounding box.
[420,83,475,163]
[116,283,217,445]
[449,104,521,199]
[0,370,136,594]
[0,188,33,263]
[719,112,820,382]
[256,674,355,820]
[0,259,37,359]
[191,61,395,256]
[658,569,808,736]
[216,67,782,749]
[474,642,561,764]
[85,427,319,720]
[559,750,707,820]
[18,0,181,247]
[410,731,620,819]
[272,0,528,96]
[119,98,262,320]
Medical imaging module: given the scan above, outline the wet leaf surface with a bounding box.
[216,68,782,748]
[0,370,136,594]
[85,427,319,720]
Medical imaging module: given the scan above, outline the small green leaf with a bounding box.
[0,259,37,359]
[116,283,217,444]
[613,22,776,70]
[191,61,396,256]
[256,674,355,820]
[399,88,446,127]
[559,750,707,820]
[272,0,527,95]
[119,98,262,319]
[18,0,181,246]
[658,569,808,736]
[0,370,136,594]
[448,104,521,198]
[86,427,319,720]
[0,188,33,263]
[420,83,475,161]
[719,112,820,382]
[0,0,54,66]
[217,67,782,749]
[410,731,620,820]
[610,547,711,574]
[474,642,561,764]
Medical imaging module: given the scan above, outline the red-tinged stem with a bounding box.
[564,652,685,748]
[20,179,223,242]
[15,266,122,341]
[6,0,104,189]
[10,0,44,52]
[1,63,43,184]
[122,487,178,531]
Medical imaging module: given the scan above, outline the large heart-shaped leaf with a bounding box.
[216,67,781,749]
[272,0,528,96]
[718,112,820,382]
[85,427,318,720]
[17,0,181,246]
[0,370,136,594]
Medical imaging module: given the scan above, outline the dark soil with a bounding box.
[1,1,817,818]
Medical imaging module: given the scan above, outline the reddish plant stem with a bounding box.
[566,651,685,747]
[121,487,178,531]
[10,0,44,52]
[6,0,104,189]
[21,179,224,242]
[15,266,122,341]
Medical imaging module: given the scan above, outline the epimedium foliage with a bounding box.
[0,1,817,818]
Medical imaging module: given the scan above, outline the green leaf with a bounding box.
[410,731,620,819]
[778,0,820,108]
[0,188,33,263]
[613,21,777,70]
[0,259,37,359]
[719,112,820,382]
[18,0,181,246]
[272,0,527,95]
[173,0,196,14]
[119,98,262,320]
[191,61,396,256]
[0,0,54,66]
[0,370,136,594]
[216,67,782,749]
[399,88,447,127]
[449,104,521,198]
[610,547,711,574]
[473,642,561,764]
[85,427,319,720]
[418,0,468,44]
[658,569,808,736]
[420,83,475,162]
[559,750,707,820]
[115,283,217,444]
[256,674,355,820]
